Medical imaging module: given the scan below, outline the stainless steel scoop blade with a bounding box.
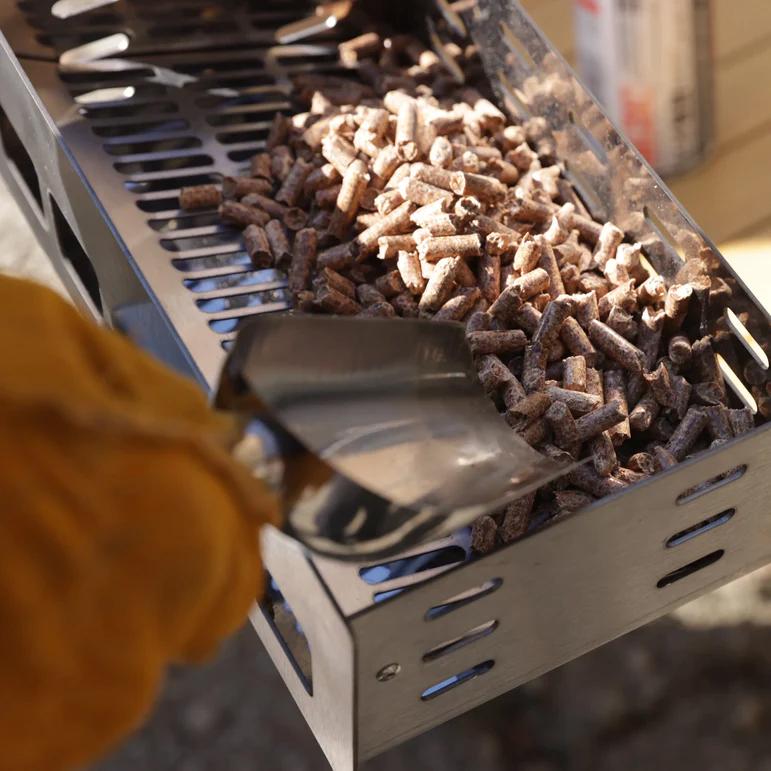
[217,315,570,559]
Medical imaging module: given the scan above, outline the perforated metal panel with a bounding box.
[0,0,352,382]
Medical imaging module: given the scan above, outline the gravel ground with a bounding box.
[1,180,769,770]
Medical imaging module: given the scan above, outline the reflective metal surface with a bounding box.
[219,315,567,557]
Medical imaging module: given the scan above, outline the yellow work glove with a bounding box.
[0,275,280,771]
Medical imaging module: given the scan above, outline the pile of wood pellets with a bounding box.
[179,31,768,555]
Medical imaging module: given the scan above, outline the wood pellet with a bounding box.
[176,30,764,556]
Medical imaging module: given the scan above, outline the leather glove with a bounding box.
[0,275,280,771]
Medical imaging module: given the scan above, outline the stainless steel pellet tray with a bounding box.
[0,2,769,770]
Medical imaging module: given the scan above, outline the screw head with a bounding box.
[376,663,401,682]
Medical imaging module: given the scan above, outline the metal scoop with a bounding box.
[217,315,569,559]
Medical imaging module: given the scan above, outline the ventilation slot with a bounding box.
[196,287,291,313]
[215,125,272,144]
[420,660,494,701]
[146,20,238,36]
[656,550,724,589]
[198,93,288,112]
[161,231,238,252]
[49,195,102,313]
[194,73,278,91]
[422,620,499,663]
[196,80,281,105]
[499,21,536,71]
[725,307,769,370]
[72,83,168,101]
[172,251,252,274]
[150,210,222,232]
[716,354,758,413]
[359,545,466,586]
[666,509,735,548]
[125,172,220,194]
[495,69,532,120]
[228,147,263,162]
[165,53,267,76]
[136,195,185,213]
[0,106,42,213]
[207,108,287,129]
[79,101,178,120]
[426,578,503,621]
[563,160,606,222]
[642,205,687,264]
[260,572,312,695]
[184,269,285,293]
[91,118,190,138]
[676,465,746,505]
[114,153,214,174]
[104,136,202,156]
[567,109,608,164]
[59,68,155,85]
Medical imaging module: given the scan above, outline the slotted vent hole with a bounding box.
[49,195,102,313]
[80,101,178,119]
[420,660,495,702]
[422,620,499,663]
[261,572,312,695]
[426,577,503,621]
[496,69,532,120]
[70,83,168,100]
[168,55,266,76]
[676,465,747,505]
[193,72,277,91]
[717,354,758,414]
[643,205,687,264]
[227,147,263,162]
[59,68,155,85]
[149,210,222,232]
[216,127,270,144]
[136,196,185,213]
[269,50,341,69]
[114,153,214,175]
[205,105,291,128]
[172,251,252,273]
[37,30,126,48]
[26,11,122,27]
[0,105,42,213]
[567,109,608,164]
[160,231,239,252]
[725,307,769,370]
[563,160,607,222]
[666,509,735,548]
[359,546,467,586]
[104,136,202,156]
[146,21,239,36]
[184,269,285,293]
[194,71,277,91]
[125,172,220,194]
[656,550,724,589]
[198,93,290,111]
[499,21,536,71]
[91,117,190,138]
[196,287,291,313]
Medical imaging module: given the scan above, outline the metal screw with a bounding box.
[376,663,401,682]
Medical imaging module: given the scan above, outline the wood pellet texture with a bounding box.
[178,30,766,556]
